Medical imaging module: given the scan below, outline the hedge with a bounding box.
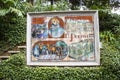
[0,43,120,80]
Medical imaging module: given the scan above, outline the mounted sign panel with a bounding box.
[27,10,100,66]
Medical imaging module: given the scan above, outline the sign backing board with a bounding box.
[27,10,100,66]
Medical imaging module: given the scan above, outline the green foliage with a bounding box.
[54,0,70,11]
[0,0,32,54]
[5,17,26,46]
[0,0,22,17]
[99,10,120,32]
[0,42,120,80]
[34,0,70,11]
[85,0,110,9]
[0,15,26,52]
[114,25,120,38]
[0,9,9,16]
[99,10,120,53]
[70,0,110,10]
[0,0,33,17]
[100,31,115,43]
[100,42,120,79]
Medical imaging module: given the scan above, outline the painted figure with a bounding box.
[55,41,68,59]
[32,44,40,58]
[55,47,62,60]
[32,24,48,39]
[41,45,47,55]
[49,17,64,38]
[52,45,56,54]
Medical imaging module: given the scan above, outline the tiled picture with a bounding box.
[27,11,100,66]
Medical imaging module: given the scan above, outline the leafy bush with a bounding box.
[99,10,120,32]
[0,42,120,80]
[100,31,115,43]
[34,0,70,11]
[101,43,120,78]
[0,15,26,53]
[0,0,33,54]
[4,17,26,46]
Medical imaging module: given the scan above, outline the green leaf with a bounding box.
[3,0,15,7]
[0,9,9,16]
[9,7,23,17]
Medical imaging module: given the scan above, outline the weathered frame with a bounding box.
[26,10,100,66]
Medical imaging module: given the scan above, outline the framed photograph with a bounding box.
[27,10,100,66]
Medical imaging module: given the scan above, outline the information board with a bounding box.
[27,10,100,66]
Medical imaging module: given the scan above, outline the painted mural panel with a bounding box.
[27,11,100,66]
[31,16,95,62]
